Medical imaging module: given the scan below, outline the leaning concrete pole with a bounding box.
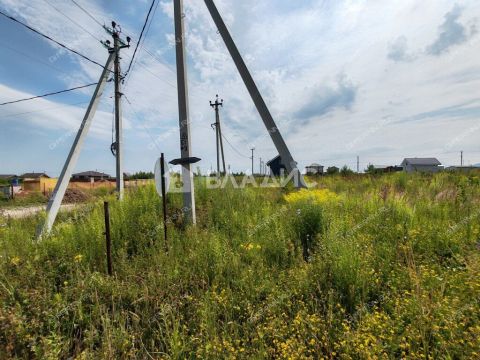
[174,0,196,224]
[38,53,115,237]
[204,0,306,188]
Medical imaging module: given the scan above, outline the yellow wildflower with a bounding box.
[284,188,339,205]
[74,254,84,263]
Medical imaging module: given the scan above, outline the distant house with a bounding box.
[0,175,20,187]
[401,158,442,173]
[306,163,324,175]
[368,165,403,174]
[326,166,339,175]
[385,166,403,173]
[20,172,50,180]
[266,155,287,176]
[20,173,56,193]
[0,174,17,180]
[72,171,111,182]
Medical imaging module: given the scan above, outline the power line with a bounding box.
[221,132,250,159]
[124,0,157,79]
[0,83,98,106]
[0,10,107,70]
[133,61,177,89]
[0,100,89,119]
[70,0,104,28]
[0,40,73,78]
[123,95,162,152]
[42,0,101,42]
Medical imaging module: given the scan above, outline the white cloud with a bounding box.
[2,0,480,175]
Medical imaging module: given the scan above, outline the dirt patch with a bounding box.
[62,189,90,204]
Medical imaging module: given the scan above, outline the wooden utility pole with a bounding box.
[174,0,196,224]
[251,147,255,175]
[210,95,226,175]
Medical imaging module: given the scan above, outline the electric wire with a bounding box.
[0,101,89,119]
[124,0,157,78]
[0,40,73,78]
[42,0,101,42]
[220,132,251,159]
[123,0,164,90]
[123,95,162,152]
[0,83,98,106]
[70,0,104,28]
[0,10,107,70]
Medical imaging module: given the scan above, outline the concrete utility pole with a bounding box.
[259,157,263,175]
[174,0,196,224]
[461,151,464,166]
[111,23,130,200]
[251,147,255,175]
[38,22,130,237]
[40,55,115,237]
[210,94,226,176]
[203,0,306,188]
[357,156,360,173]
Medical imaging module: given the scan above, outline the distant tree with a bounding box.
[340,165,354,176]
[129,171,154,180]
[365,164,376,174]
[326,166,339,175]
[365,164,384,175]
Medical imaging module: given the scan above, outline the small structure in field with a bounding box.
[71,171,111,182]
[267,155,287,176]
[20,172,50,180]
[367,165,403,174]
[20,173,56,193]
[306,163,324,175]
[401,158,442,173]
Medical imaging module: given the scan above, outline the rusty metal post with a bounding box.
[103,201,113,276]
[160,153,168,251]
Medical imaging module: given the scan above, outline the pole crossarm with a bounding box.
[203,0,306,188]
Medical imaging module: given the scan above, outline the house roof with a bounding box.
[0,174,17,179]
[21,172,50,179]
[402,158,441,166]
[72,171,111,178]
[307,163,323,167]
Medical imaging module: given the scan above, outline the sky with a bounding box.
[0,0,479,176]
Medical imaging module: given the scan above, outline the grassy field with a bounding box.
[0,172,479,359]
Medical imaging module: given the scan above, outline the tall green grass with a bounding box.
[0,173,479,358]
